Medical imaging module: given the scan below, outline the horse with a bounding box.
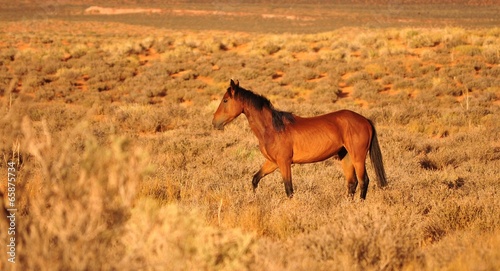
[212,79,387,199]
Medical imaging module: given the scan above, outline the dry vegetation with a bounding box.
[0,6,499,271]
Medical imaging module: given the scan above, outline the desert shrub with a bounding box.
[364,63,386,79]
[261,41,281,55]
[44,77,75,100]
[423,200,493,244]
[482,61,499,74]
[193,61,214,77]
[110,41,133,56]
[283,204,424,271]
[21,72,45,93]
[407,32,440,48]
[357,33,385,48]
[380,74,399,85]
[312,84,341,104]
[345,71,371,86]
[34,85,56,101]
[319,48,348,61]
[418,64,438,76]
[352,80,384,100]
[86,57,138,92]
[302,68,320,81]
[379,44,408,57]
[462,76,494,92]
[154,36,174,53]
[393,78,414,90]
[406,61,424,78]
[0,47,16,62]
[482,47,499,64]
[0,67,13,96]
[413,75,434,90]
[285,40,309,53]
[212,68,233,84]
[12,61,29,77]
[453,45,482,57]
[114,104,182,133]
[360,48,378,59]
[199,37,227,54]
[139,36,155,50]
[16,119,149,270]
[420,49,437,61]
[143,83,168,99]
[121,199,256,270]
[440,64,472,79]
[69,44,88,59]
[237,67,261,80]
[41,57,62,75]
[385,60,408,78]
[432,77,460,96]
[443,29,467,49]
[281,66,319,86]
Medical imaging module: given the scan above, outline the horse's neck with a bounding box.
[243,106,274,142]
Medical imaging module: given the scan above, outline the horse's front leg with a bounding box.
[277,159,294,198]
[252,159,278,192]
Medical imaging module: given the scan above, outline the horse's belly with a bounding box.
[292,140,342,164]
[289,118,344,164]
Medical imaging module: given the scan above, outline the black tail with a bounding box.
[368,120,387,187]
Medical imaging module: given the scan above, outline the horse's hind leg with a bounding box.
[341,152,358,199]
[252,159,278,192]
[353,161,370,200]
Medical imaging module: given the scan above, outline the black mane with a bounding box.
[230,86,295,132]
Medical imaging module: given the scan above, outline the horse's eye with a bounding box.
[223,99,228,103]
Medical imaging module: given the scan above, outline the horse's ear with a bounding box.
[229,79,239,97]
[230,79,239,89]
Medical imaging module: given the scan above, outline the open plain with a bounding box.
[0,1,499,270]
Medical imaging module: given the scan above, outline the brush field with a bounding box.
[0,2,499,270]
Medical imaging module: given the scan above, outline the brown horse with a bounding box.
[212,80,387,199]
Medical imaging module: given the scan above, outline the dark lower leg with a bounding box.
[284,181,294,198]
[359,175,370,200]
[341,153,357,199]
[252,173,261,191]
[348,179,358,199]
[252,160,278,192]
[278,160,293,198]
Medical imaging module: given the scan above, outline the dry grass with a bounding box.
[0,16,499,271]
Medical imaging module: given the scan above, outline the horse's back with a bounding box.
[295,109,369,128]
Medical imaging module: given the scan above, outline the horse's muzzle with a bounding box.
[212,118,225,130]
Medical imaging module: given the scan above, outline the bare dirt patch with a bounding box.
[84,6,162,15]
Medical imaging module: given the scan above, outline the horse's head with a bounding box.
[212,79,244,130]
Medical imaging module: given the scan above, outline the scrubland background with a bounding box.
[0,1,499,270]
